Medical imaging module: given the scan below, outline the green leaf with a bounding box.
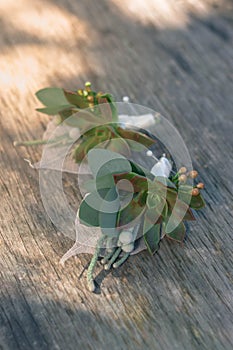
[73,138,100,162]
[125,139,146,152]
[79,188,118,227]
[146,193,160,209]
[79,193,100,227]
[165,222,186,242]
[117,192,146,227]
[116,127,156,148]
[113,172,149,193]
[155,177,176,189]
[63,90,89,109]
[145,196,165,224]
[178,190,205,210]
[165,188,178,207]
[87,149,131,177]
[129,160,155,180]
[190,193,205,210]
[183,208,195,221]
[99,187,120,236]
[148,180,176,201]
[83,174,115,193]
[98,93,118,122]
[36,105,72,115]
[105,137,130,157]
[143,219,161,255]
[59,109,75,122]
[162,201,168,219]
[63,111,101,129]
[169,198,189,221]
[36,87,69,107]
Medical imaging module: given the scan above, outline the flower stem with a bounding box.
[113,253,130,269]
[104,247,121,270]
[100,248,116,265]
[14,139,50,146]
[13,134,69,147]
[87,235,105,292]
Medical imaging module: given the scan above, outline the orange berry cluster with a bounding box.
[178,167,204,196]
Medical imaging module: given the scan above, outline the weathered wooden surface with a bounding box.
[0,0,233,349]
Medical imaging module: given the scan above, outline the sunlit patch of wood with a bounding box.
[0,0,92,97]
[110,0,225,29]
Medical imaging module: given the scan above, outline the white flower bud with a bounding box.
[122,242,134,253]
[119,230,134,245]
[150,155,172,178]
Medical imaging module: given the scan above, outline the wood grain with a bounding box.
[0,0,233,349]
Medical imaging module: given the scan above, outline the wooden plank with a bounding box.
[0,0,233,349]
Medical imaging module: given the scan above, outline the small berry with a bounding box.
[87,95,94,102]
[85,81,91,87]
[189,170,198,179]
[197,182,204,189]
[179,174,187,183]
[178,167,187,174]
[119,231,133,245]
[192,188,200,196]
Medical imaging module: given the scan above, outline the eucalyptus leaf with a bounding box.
[79,193,100,227]
[36,87,69,107]
[125,139,146,152]
[83,174,115,193]
[36,105,73,115]
[99,187,120,236]
[88,149,131,177]
[64,111,101,129]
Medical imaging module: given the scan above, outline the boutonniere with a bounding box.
[14,82,205,292]
[14,82,156,161]
[78,149,205,291]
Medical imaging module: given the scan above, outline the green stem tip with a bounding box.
[87,235,106,292]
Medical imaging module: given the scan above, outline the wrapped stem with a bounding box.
[87,235,105,292]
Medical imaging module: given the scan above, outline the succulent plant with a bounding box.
[79,149,205,291]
